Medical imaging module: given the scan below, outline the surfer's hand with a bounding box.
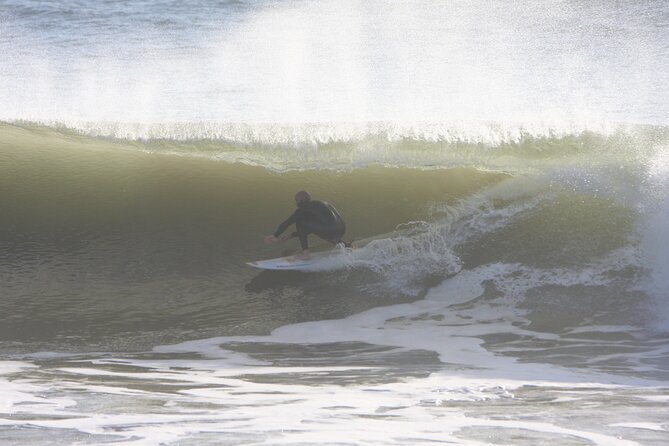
[279,234,291,241]
[264,235,278,244]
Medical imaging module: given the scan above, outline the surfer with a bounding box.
[264,191,349,259]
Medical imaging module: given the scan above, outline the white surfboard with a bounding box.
[246,248,351,271]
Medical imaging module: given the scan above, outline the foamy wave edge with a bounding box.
[14,119,629,145]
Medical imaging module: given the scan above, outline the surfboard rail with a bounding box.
[246,248,352,271]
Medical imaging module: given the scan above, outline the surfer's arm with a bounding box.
[273,211,298,238]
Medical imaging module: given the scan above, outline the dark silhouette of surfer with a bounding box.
[264,190,350,259]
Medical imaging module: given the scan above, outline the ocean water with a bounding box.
[1,0,669,445]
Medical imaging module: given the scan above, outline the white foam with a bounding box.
[3,256,666,445]
[610,423,666,432]
[3,357,654,446]
[4,332,661,445]
[42,119,619,144]
[0,364,76,413]
[0,361,36,376]
[155,257,657,385]
[327,177,555,296]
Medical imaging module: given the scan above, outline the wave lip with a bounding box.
[5,119,663,173]
[42,119,624,144]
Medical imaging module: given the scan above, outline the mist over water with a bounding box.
[1,0,668,124]
[1,0,669,445]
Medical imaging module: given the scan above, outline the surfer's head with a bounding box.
[294,190,311,206]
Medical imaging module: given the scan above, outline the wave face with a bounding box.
[1,121,668,345]
[2,1,669,444]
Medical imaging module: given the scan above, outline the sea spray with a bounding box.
[640,147,669,331]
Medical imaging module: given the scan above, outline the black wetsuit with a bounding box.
[273,200,346,250]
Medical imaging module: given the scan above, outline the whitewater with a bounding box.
[1,0,669,445]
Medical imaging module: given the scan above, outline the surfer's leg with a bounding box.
[295,221,309,250]
[310,222,346,246]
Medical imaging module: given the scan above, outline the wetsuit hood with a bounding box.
[295,190,311,206]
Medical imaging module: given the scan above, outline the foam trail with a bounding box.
[326,176,554,295]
